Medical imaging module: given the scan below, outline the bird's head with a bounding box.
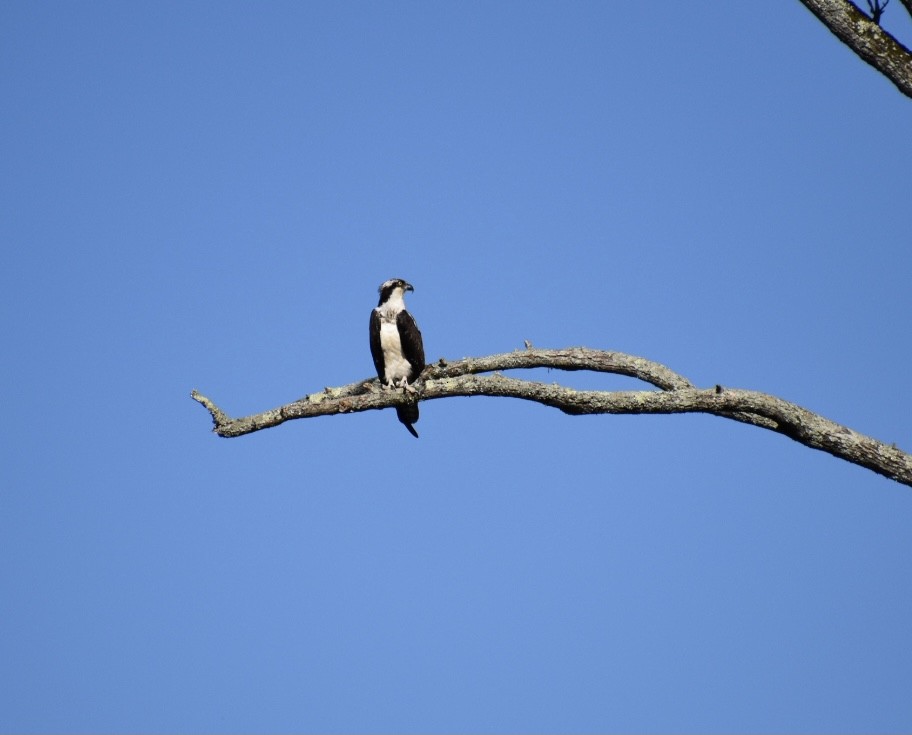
[377,278,414,307]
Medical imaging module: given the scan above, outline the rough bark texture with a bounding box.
[799,0,912,97]
[192,347,912,488]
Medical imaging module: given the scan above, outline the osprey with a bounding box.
[369,278,426,438]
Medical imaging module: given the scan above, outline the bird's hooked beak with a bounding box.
[403,282,414,293]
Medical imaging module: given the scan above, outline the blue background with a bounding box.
[2,2,911,731]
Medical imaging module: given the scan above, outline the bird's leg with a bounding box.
[397,377,418,395]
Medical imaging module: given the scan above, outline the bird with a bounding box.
[369,278,426,437]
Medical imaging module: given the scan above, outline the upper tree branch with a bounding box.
[799,0,912,98]
[192,347,912,488]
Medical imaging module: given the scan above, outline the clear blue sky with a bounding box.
[2,2,911,731]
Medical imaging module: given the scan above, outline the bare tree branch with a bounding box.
[799,0,912,98]
[192,347,912,488]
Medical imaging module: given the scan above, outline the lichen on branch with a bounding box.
[800,0,912,98]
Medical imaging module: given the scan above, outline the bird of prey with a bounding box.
[369,278,426,437]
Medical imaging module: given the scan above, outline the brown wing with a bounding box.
[397,309,425,383]
[369,309,385,381]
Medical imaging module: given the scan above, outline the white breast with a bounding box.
[380,320,412,382]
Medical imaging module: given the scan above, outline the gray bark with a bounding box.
[192,347,912,488]
[799,0,912,97]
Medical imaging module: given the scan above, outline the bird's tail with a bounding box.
[397,403,420,438]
